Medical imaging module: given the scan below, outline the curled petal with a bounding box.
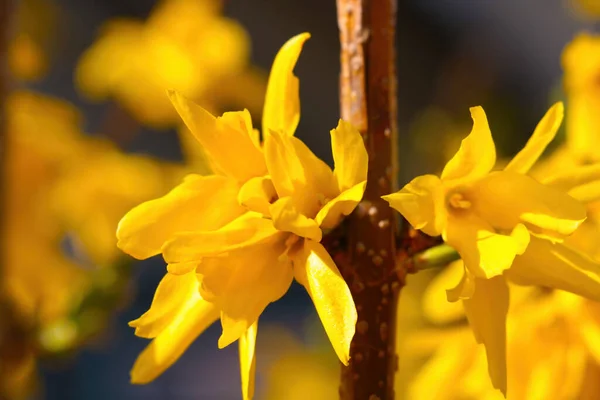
[238,176,277,216]
[473,170,587,237]
[444,214,530,279]
[506,237,600,302]
[505,102,564,174]
[270,197,322,241]
[441,106,496,184]
[162,212,278,263]
[168,91,266,181]
[130,297,219,384]
[463,276,509,396]
[262,33,310,138]
[315,181,366,229]
[129,272,199,338]
[239,322,258,400]
[331,119,368,192]
[382,174,445,237]
[117,175,244,259]
[292,240,356,365]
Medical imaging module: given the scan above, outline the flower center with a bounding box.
[446,191,471,211]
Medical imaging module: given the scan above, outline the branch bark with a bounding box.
[336,1,399,399]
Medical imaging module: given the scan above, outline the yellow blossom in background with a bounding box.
[384,103,600,395]
[412,260,600,400]
[8,0,58,81]
[570,0,600,18]
[562,33,600,163]
[76,0,265,127]
[116,33,366,399]
[1,90,183,399]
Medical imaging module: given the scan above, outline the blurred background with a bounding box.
[1,0,598,399]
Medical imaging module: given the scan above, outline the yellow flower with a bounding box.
[384,103,600,395]
[75,0,260,127]
[116,33,367,398]
[415,262,600,400]
[562,33,600,163]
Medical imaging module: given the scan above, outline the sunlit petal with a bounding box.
[444,214,529,279]
[238,176,277,216]
[239,322,258,400]
[315,181,366,229]
[292,240,356,365]
[129,272,199,338]
[168,91,266,181]
[330,119,368,191]
[130,297,219,384]
[505,102,564,174]
[162,212,278,263]
[117,175,244,259]
[194,236,293,348]
[382,174,445,237]
[441,106,496,183]
[270,197,322,241]
[262,33,310,137]
[506,237,600,302]
[473,170,587,237]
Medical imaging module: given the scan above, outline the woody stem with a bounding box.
[335,1,439,399]
[336,0,399,398]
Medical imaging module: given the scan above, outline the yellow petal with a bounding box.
[292,240,356,365]
[446,265,476,302]
[541,163,600,192]
[117,174,244,259]
[330,119,368,191]
[568,181,600,204]
[129,272,199,338]
[264,130,337,208]
[194,235,293,348]
[444,214,530,279]
[506,237,600,302]
[238,176,277,216]
[262,33,310,137]
[270,196,322,241]
[239,322,258,400]
[441,106,496,184]
[130,297,219,384]
[382,174,446,236]
[315,181,366,229]
[505,102,564,174]
[472,170,587,237]
[162,212,278,263]
[166,261,198,275]
[422,260,467,324]
[463,276,509,396]
[167,91,267,182]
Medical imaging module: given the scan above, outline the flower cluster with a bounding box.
[117,33,367,399]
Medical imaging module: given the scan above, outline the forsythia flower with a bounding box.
[383,103,600,395]
[116,33,366,399]
[75,0,260,127]
[413,261,600,400]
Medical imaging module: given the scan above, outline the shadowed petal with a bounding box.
[463,276,509,396]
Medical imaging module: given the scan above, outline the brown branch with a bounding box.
[336,0,400,399]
